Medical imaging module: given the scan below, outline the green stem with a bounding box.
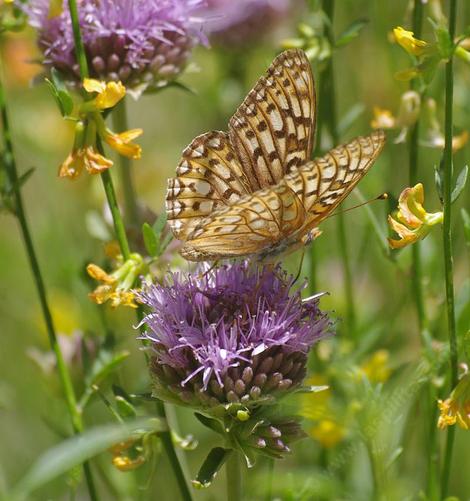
[440,0,458,497]
[0,62,97,501]
[100,166,131,260]
[111,99,140,229]
[226,451,242,501]
[321,0,356,335]
[66,3,191,500]
[67,0,89,79]
[155,401,193,501]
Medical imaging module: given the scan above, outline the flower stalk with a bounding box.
[226,451,242,501]
[440,0,458,497]
[65,2,192,499]
[0,59,98,501]
[111,98,140,229]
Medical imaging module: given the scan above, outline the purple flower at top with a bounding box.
[23,0,208,96]
[138,261,329,408]
[199,0,291,47]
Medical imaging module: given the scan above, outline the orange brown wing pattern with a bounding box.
[179,131,386,261]
[229,49,316,190]
[180,182,307,261]
[291,129,386,233]
[166,131,252,240]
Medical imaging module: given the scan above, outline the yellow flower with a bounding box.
[438,372,470,430]
[309,419,346,448]
[388,183,443,249]
[58,149,86,179]
[104,128,143,159]
[371,107,396,130]
[393,26,429,56]
[87,253,146,308]
[109,439,146,472]
[83,78,126,110]
[359,350,391,384]
[81,146,114,174]
[58,146,113,178]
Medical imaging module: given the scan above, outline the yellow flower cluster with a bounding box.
[438,372,470,430]
[388,183,443,249]
[87,253,146,308]
[109,439,146,472]
[59,79,143,179]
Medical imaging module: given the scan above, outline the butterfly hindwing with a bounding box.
[228,49,315,190]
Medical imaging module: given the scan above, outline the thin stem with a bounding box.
[66,3,191,500]
[0,62,97,501]
[440,0,458,497]
[111,99,140,229]
[155,401,193,501]
[321,0,356,335]
[226,451,242,501]
[100,165,131,260]
[67,0,89,78]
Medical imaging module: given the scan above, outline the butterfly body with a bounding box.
[166,49,386,262]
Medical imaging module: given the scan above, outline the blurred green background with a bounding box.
[0,0,469,499]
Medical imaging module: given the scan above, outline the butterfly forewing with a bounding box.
[166,131,251,239]
[298,130,386,231]
[229,49,315,190]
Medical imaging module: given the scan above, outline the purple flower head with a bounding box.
[137,261,330,412]
[24,0,208,96]
[199,0,290,47]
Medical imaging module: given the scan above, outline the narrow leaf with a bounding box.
[85,350,130,388]
[11,418,165,499]
[152,212,168,236]
[192,448,232,489]
[451,165,468,203]
[335,18,369,48]
[462,208,470,246]
[142,222,158,257]
[115,395,137,419]
[194,412,224,435]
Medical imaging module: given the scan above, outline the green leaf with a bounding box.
[11,418,165,500]
[462,208,470,246]
[172,430,198,451]
[435,26,454,59]
[115,395,137,419]
[194,412,225,435]
[152,212,168,236]
[335,18,369,48]
[192,447,232,489]
[142,222,158,257]
[451,165,468,203]
[85,349,130,388]
[434,162,444,202]
[46,69,74,117]
[15,167,35,190]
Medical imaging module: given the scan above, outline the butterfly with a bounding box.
[166,49,385,262]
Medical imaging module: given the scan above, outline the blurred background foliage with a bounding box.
[0,0,469,499]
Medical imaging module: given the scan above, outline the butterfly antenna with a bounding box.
[329,193,388,218]
[293,248,306,284]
